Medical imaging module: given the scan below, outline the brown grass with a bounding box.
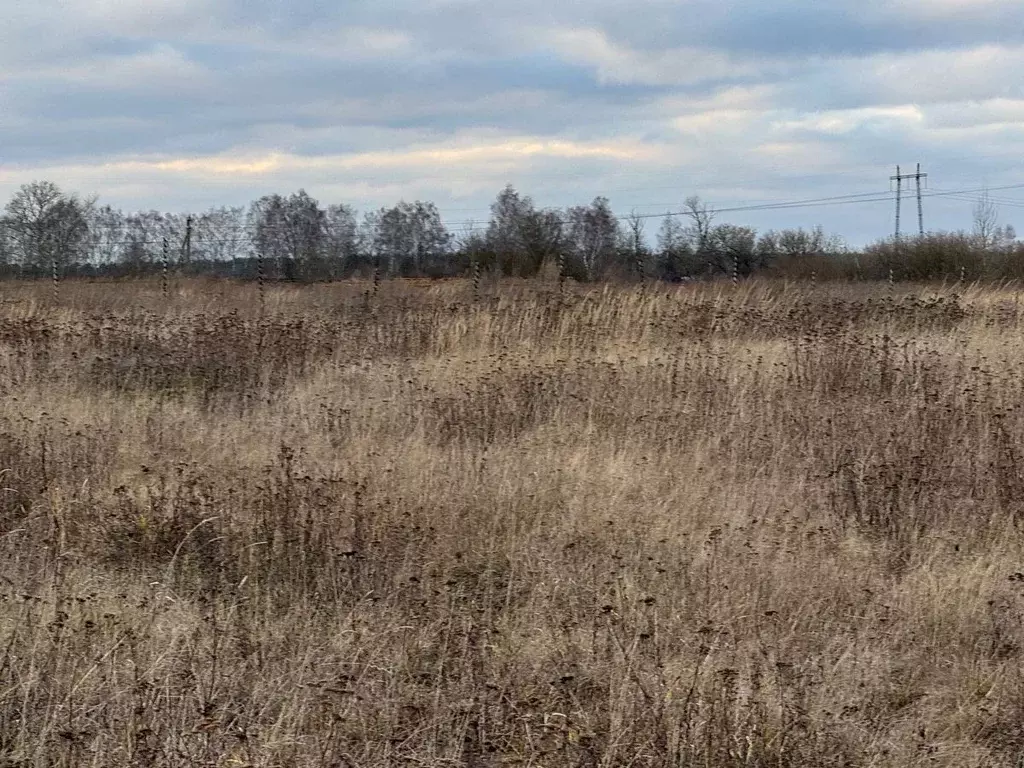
[1,276,1024,766]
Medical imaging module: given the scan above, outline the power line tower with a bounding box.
[890,164,928,240]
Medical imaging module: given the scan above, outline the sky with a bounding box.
[2,0,1023,246]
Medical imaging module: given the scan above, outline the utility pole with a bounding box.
[890,164,928,240]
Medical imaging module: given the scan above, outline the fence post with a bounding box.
[256,249,265,314]
[162,237,170,297]
[52,258,59,304]
[472,254,481,301]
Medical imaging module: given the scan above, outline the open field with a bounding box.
[2,277,1024,766]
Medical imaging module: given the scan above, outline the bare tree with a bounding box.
[487,185,532,274]
[0,220,10,269]
[565,196,617,281]
[3,181,92,273]
[83,204,125,266]
[194,207,247,265]
[485,186,562,277]
[711,224,758,276]
[656,214,695,280]
[519,208,562,278]
[682,196,716,269]
[323,203,360,277]
[623,210,648,280]
[458,222,488,277]
[756,226,843,264]
[120,211,180,270]
[973,190,999,250]
[370,201,451,276]
[359,210,382,276]
[248,191,326,280]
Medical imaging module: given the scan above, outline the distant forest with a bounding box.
[1,180,1021,282]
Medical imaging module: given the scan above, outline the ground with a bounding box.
[0,276,1022,767]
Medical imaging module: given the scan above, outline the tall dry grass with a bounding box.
[0,276,1023,766]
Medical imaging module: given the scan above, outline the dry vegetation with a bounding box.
[2,276,1024,766]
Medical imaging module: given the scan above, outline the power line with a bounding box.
[943,194,1024,210]
[929,185,1024,209]
[440,182,1024,235]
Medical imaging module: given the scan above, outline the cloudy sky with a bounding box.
[2,0,1023,245]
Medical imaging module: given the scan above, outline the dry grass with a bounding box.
[1,276,1024,766]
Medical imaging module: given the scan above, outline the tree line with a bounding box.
[0,180,1019,282]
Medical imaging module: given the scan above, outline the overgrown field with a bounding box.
[2,277,1024,767]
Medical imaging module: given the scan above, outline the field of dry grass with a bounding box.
[1,276,1024,766]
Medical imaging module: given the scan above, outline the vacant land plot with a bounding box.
[0,277,1023,766]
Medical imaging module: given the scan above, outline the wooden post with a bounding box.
[183,215,193,269]
[256,249,265,314]
[162,237,170,297]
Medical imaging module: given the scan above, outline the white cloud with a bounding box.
[926,98,1024,130]
[3,0,1024,245]
[197,24,419,62]
[860,45,1024,104]
[543,27,770,86]
[880,0,1014,19]
[772,106,925,135]
[0,134,665,210]
[6,43,211,92]
[137,137,658,177]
